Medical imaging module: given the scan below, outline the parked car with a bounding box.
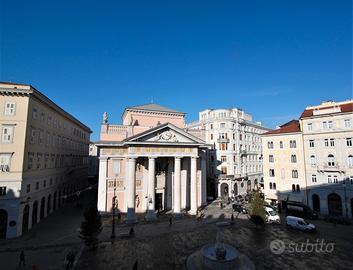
[286,216,316,232]
[232,203,248,214]
[324,214,352,225]
[285,201,318,220]
[265,207,280,224]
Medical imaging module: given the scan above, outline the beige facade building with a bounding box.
[187,108,271,199]
[262,100,353,218]
[97,104,208,223]
[0,82,91,238]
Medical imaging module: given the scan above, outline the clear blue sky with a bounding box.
[1,0,352,140]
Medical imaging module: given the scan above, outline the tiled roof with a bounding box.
[126,103,184,114]
[300,101,353,118]
[263,120,301,135]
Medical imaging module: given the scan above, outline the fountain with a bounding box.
[186,231,255,270]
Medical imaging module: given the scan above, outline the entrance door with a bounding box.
[22,205,30,234]
[155,193,163,212]
[0,209,8,239]
[32,201,38,226]
[220,183,229,199]
[328,193,342,216]
[312,194,320,212]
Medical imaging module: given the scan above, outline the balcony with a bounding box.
[317,163,346,173]
[240,150,247,156]
[217,138,230,143]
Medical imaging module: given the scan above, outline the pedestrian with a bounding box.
[19,250,25,267]
[169,216,172,227]
[129,227,135,236]
[132,260,138,270]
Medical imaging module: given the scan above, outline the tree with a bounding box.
[249,191,265,228]
[79,206,102,249]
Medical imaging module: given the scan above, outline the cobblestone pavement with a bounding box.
[76,202,353,270]
[0,188,96,270]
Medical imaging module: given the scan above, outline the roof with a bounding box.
[300,101,353,118]
[262,120,301,135]
[125,103,185,114]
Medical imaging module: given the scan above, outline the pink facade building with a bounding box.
[96,104,208,222]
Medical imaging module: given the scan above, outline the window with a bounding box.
[30,127,36,144]
[333,175,338,183]
[273,183,276,189]
[4,102,16,116]
[1,125,14,143]
[221,166,227,174]
[323,121,327,129]
[267,141,274,149]
[292,184,295,192]
[348,155,353,167]
[210,134,213,140]
[27,152,34,170]
[310,155,316,166]
[307,123,313,131]
[0,186,6,196]
[220,123,225,128]
[292,170,298,178]
[43,180,47,188]
[40,112,45,122]
[324,139,329,147]
[219,143,228,151]
[269,169,275,177]
[32,107,38,119]
[26,184,31,193]
[36,153,42,169]
[269,155,274,163]
[312,175,317,183]
[233,144,235,151]
[328,121,333,129]
[290,140,296,148]
[269,182,272,189]
[309,140,315,148]
[221,156,227,162]
[347,138,352,147]
[210,124,213,130]
[291,155,297,163]
[0,154,11,172]
[328,154,335,167]
[39,130,44,144]
[279,141,283,148]
[239,134,242,140]
[112,160,121,175]
[35,182,39,190]
[328,175,332,183]
[330,138,335,147]
[296,185,300,192]
[344,119,351,128]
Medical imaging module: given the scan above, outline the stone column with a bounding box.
[201,157,207,205]
[126,157,137,223]
[97,157,108,212]
[189,156,198,215]
[173,157,181,214]
[146,157,157,221]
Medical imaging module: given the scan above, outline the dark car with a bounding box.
[324,214,352,225]
[285,201,318,220]
[232,203,248,214]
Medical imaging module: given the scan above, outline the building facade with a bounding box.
[186,108,271,200]
[262,100,353,218]
[96,104,208,223]
[0,82,91,238]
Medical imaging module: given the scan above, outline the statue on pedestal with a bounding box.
[103,112,108,124]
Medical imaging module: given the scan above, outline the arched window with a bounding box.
[310,155,316,166]
[292,184,295,192]
[291,154,297,163]
[328,154,335,167]
[273,183,276,190]
[296,184,300,191]
[292,170,298,178]
[348,155,353,167]
[269,182,273,189]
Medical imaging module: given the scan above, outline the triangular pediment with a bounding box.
[124,123,205,145]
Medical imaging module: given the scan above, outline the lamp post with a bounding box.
[111,187,117,240]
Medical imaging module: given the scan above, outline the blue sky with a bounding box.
[1,0,352,140]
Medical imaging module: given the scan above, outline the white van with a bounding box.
[286,216,316,232]
[265,207,280,224]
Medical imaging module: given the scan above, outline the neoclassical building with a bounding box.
[186,108,271,199]
[96,104,208,222]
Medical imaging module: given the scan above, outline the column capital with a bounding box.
[175,156,183,160]
[99,156,109,161]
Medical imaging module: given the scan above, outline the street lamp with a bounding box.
[111,187,117,240]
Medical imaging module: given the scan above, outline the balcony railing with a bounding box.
[217,138,230,143]
[317,163,346,173]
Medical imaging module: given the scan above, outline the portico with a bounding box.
[97,121,208,223]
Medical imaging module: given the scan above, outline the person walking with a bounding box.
[19,250,25,267]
